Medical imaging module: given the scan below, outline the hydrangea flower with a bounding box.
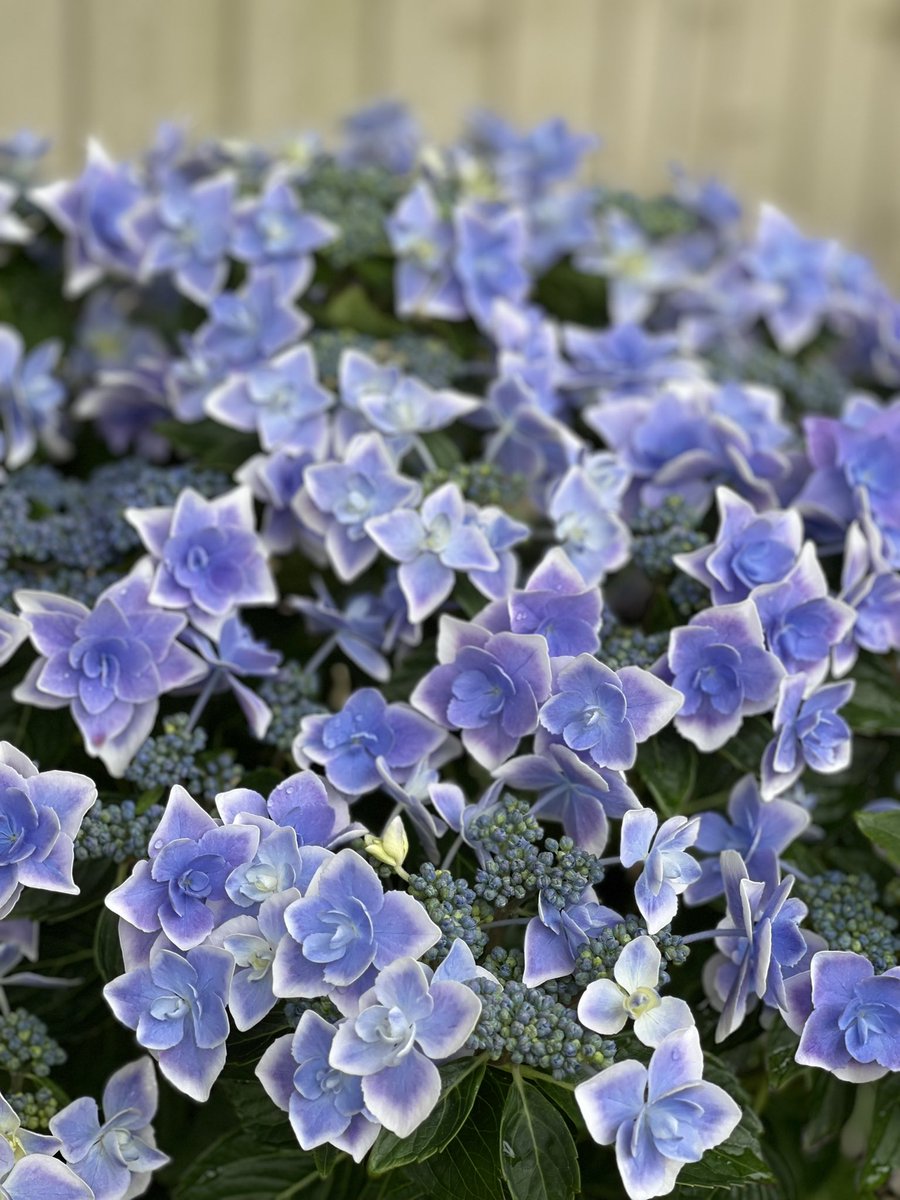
[126,486,278,638]
[328,956,481,1137]
[31,139,144,296]
[562,322,704,402]
[411,617,552,769]
[619,810,701,934]
[794,951,900,1082]
[0,742,96,918]
[539,655,682,771]
[386,181,466,320]
[295,433,421,582]
[578,935,694,1047]
[482,375,583,497]
[0,612,28,669]
[256,1010,380,1161]
[687,775,810,904]
[0,327,68,469]
[104,943,234,1102]
[0,1088,61,1170]
[366,483,498,622]
[272,849,440,1002]
[523,894,620,987]
[575,1027,741,1200]
[215,770,358,852]
[134,173,235,305]
[339,100,420,174]
[674,487,803,605]
[209,890,298,1030]
[106,785,259,951]
[50,1057,168,1200]
[452,202,529,328]
[761,677,855,800]
[294,688,445,795]
[548,465,631,586]
[182,614,281,739]
[231,176,336,297]
[0,1151,93,1200]
[205,344,333,454]
[665,600,785,752]
[833,517,900,675]
[742,204,831,353]
[0,181,31,246]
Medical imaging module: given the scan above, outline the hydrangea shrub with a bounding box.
[0,104,897,1200]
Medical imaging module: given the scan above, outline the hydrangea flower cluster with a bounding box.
[0,106,897,1200]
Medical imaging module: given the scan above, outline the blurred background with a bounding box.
[2,0,899,280]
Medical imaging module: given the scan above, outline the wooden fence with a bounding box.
[1,0,900,280]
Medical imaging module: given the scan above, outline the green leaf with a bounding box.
[314,1143,345,1179]
[172,1132,320,1199]
[843,655,900,734]
[219,1075,297,1146]
[675,1123,776,1191]
[368,1056,486,1174]
[855,807,900,869]
[765,1021,806,1091]
[635,728,697,816]
[154,418,257,471]
[92,903,124,983]
[404,1070,508,1200]
[858,1076,900,1197]
[321,284,402,336]
[499,1074,580,1200]
[529,1075,583,1127]
[717,718,772,775]
[801,1075,854,1154]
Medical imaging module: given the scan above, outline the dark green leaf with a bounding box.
[635,728,697,816]
[314,1142,346,1179]
[172,1131,319,1199]
[858,1076,900,1197]
[92,903,124,983]
[843,655,900,735]
[855,807,900,870]
[219,1076,297,1146]
[675,1123,776,1190]
[368,1056,486,1174]
[500,1075,580,1200]
[765,1022,806,1091]
[802,1075,854,1154]
[321,284,402,336]
[529,1076,583,1127]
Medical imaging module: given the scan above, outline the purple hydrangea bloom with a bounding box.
[675,487,803,606]
[742,204,831,353]
[0,181,31,246]
[0,1152,93,1200]
[411,617,553,769]
[216,770,358,852]
[0,742,96,919]
[75,358,172,463]
[205,344,333,454]
[50,1058,168,1200]
[195,273,309,376]
[272,849,440,1001]
[0,611,28,668]
[0,1089,63,1176]
[0,327,68,469]
[539,655,682,771]
[221,820,327,911]
[464,505,530,602]
[339,100,420,174]
[31,140,144,296]
[562,322,704,402]
[453,201,529,329]
[231,177,335,297]
[103,942,234,1102]
[482,375,583,499]
[496,743,640,854]
[575,1027,741,1200]
[703,851,809,1041]
[106,785,259,951]
[366,483,498,622]
[477,548,604,659]
[328,956,481,1138]
[619,810,701,934]
[795,951,900,1082]
[209,889,298,1031]
[295,433,421,582]
[666,600,785,752]
[294,688,445,795]
[126,486,278,639]
[578,935,694,1048]
[256,1010,380,1161]
[486,116,597,200]
[687,775,810,904]
[751,543,855,691]
[761,676,855,800]
[182,614,281,739]
[523,894,621,987]
[13,562,207,776]
[548,465,631,586]
[833,516,900,675]
[236,446,319,555]
[134,172,235,305]
[386,181,466,321]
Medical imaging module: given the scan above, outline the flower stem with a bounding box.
[186,667,221,733]
[440,832,464,872]
[304,633,338,678]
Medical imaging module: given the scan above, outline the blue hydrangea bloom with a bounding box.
[742,204,831,353]
[294,688,445,795]
[338,100,421,174]
[412,617,552,769]
[675,486,803,605]
[0,741,96,920]
[834,517,900,675]
[0,1150,92,1200]
[523,894,621,987]
[0,612,29,669]
[296,432,421,582]
[464,504,530,602]
[256,1010,380,1161]
[210,889,298,1031]
[0,326,68,469]
[14,562,207,776]
[206,344,333,454]
[761,676,855,800]
[103,942,234,1102]
[135,172,235,305]
[183,614,282,739]
[578,935,694,1048]
[106,785,259,950]
[575,1027,741,1200]
[795,951,900,1082]
[272,849,440,1001]
[482,375,583,498]
[620,809,701,934]
[216,769,359,852]
[562,322,704,403]
[548,465,631,586]
[687,775,810,904]
[328,956,481,1138]
[195,273,309,375]
[366,483,499,622]
[50,1057,168,1200]
[453,201,529,328]
[539,655,682,771]
[127,485,278,639]
[231,177,335,297]
[386,181,466,320]
[666,600,785,752]
[0,1089,63,1177]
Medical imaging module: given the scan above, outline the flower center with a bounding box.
[624,986,660,1018]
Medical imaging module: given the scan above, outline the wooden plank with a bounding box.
[854,0,900,284]
[0,0,69,172]
[502,0,597,135]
